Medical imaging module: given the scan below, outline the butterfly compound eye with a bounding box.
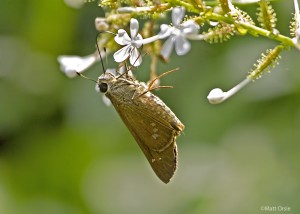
[99,83,108,93]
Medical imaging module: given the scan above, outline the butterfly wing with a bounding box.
[109,92,184,183]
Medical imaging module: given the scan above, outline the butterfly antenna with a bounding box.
[103,47,108,66]
[95,31,117,73]
[96,34,106,74]
[76,72,97,83]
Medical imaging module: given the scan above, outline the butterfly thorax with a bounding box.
[97,72,145,104]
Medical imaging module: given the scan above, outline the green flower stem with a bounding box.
[167,0,200,13]
[240,22,293,46]
[203,13,294,47]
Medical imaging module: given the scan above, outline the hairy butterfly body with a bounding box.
[96,71,184,183]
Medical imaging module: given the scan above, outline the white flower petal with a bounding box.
[182,20,200,34]
[130,18,139,38]
[58,54,97,78]
[160,37,175,59]
[132,33,143,48]
[207,88,225,104]
[158,24,172,39]
[172,7,185,27]
[175,35,191,55]
[113,45,131,62]
[114,29,131,45]
[129,48,142,66]
[135,33,143,40]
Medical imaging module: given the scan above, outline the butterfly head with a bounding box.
[96,71,117,94]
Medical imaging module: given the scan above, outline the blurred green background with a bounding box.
[1,0,300,213]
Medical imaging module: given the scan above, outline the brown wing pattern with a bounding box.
[110,93,183,183]
[131,92,184,151]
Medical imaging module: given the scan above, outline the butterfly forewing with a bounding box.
[99,73,184,183]
[111,98,181,183]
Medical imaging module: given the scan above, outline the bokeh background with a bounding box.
[1,0,300,213]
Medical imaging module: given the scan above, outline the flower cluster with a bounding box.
[58,0,300,105]
[58,7,199,75]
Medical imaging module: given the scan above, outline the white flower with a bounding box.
[160,7,200,59]
[113,18,144,66]
[207,78,251,104]
[113,18,164,66]
[58,52,99,78]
